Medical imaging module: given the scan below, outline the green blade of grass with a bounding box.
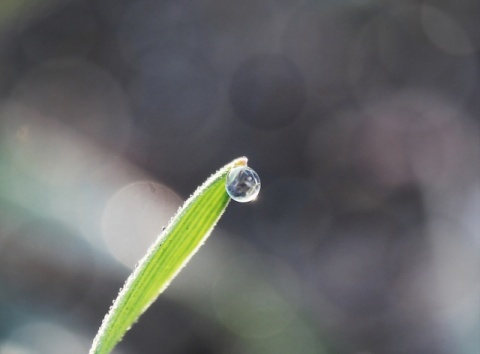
[90,157,248,354]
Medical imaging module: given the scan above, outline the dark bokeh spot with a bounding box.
[230,54,306,130]
[125,297,227,354]
[253,178,331,260]
[131,48,218,142]
[19,2,98,63]
[310,212,406,316]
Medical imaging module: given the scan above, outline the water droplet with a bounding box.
[226,166,261,202]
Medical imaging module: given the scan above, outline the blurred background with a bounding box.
[0,0,479,353]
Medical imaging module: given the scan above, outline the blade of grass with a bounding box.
[90,157,248,354]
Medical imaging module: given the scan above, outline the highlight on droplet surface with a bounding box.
[226,166,261,202]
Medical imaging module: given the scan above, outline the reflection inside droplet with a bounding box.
[226,166,261,203]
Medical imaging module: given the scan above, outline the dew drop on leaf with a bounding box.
[226,166,261,202]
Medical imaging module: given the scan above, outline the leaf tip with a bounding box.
[233,156,248,167]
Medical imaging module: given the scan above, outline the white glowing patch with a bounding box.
[0,342,33,354]
[102,181,182,269]
[0,58,133,249]
[5,321,90,354]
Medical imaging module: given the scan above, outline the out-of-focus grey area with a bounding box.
[0,0,479,353]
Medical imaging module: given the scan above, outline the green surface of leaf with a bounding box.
[90,157,248,354]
